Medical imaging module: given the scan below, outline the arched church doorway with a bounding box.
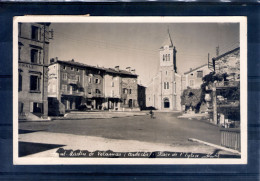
[163,98,170,108]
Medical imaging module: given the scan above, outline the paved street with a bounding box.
[19,112,220,146]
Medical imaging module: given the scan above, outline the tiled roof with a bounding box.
[213,47,240,61]
[51,60,137,77]
[184,64,208,75]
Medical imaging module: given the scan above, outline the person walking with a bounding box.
[149,110,154,119]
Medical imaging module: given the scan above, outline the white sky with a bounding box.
[49,23,239,86]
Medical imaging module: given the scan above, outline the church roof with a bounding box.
[161,29,173,47]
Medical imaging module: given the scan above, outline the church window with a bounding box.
[164,82,169,89]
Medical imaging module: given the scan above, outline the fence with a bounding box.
[220,128,240,151]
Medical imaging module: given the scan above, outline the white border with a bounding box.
[13,16,247,165]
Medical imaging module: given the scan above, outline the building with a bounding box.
[120,68,139,111]
[18,23,51,120]
[182,64,212,90]
[137,84,146,110]
[213,47,240,81]
[207,47,240,126]
[146,31,182,111]
[48,59,87,115]
[48,59,139,115]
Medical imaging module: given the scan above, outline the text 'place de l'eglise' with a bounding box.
[18,23,241,151]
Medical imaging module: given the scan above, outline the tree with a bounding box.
[181,87,202,113]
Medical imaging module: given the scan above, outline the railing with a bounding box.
[68,79,78,84]
[61,91,84,96]
[220,128,240,151]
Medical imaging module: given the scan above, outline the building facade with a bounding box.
[146,32,182,111]
[182,64,212,90]
[18,23,51,120]
[48,60,139,115]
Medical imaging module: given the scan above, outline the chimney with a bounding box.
[131,69,136,74]
[115,66,119,71]
[126,67,131,72]
[55,57,58,61]
[190,68,192,71]
[50,58,55,63]
[71,59,74,62]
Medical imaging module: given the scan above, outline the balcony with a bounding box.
[68,79,78,84]
[61,90,84,96]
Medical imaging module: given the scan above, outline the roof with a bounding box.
[184,64,208,75]
[50,60,137,77]
[213,47,240,61]
[161,29,173,48]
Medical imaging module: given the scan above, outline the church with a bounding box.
[145,31,182,111]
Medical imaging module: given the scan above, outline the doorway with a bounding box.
[163,98,170,108]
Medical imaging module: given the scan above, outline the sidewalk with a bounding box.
[53,111,147,120]
[19,131,237,158]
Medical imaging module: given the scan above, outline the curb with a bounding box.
[188,138,241,155]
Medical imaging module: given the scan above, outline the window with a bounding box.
[72,85,77,91]
[166,71,167,75]
[88,77,92,83]
[62,65,66,70]
[123,99,126,105]
[31,26,40,41]
[62,73,67,80]
[62,85,67,92]
[123,88,128,94]
[76,75,80,82]
[189,80,194,87]
[95,78,100,84]
[30,102,43,113]
[96,89,101,94]
[19,72,22,91]
[164,82,169,89]
[197,71,203,78]
[30,75,40,91]
[168,54,170,61]
[31,49,39,63]
[163,55,165,61]
[76,68,79,72]
[190,73,194,76]
[112,82,114,87]
[88,88,92,94]
[129,89,132,94]
[71,67,74,71]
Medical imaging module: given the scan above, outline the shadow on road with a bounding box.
[19,129,46,134]
[19,141,65,157]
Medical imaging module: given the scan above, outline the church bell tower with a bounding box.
[159,29,178,110]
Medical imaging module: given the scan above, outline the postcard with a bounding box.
[13,16,247,164]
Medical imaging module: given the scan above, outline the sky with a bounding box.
[49,23,239,86]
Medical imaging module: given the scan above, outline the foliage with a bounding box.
[181,88,202,112]
[216,87,240,101]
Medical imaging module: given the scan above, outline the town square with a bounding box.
[15,17,245,162]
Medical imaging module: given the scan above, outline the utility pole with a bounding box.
[212,82,217,125]
[216,45,219,57]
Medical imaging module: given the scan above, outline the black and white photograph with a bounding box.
[13,16,247,164]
